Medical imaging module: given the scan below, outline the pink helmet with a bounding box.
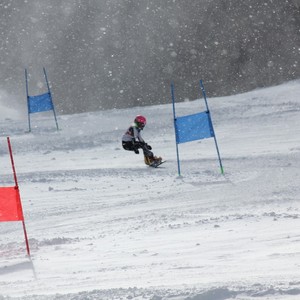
[134,115,146,129]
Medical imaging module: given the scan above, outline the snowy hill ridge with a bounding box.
[0,80,300,300]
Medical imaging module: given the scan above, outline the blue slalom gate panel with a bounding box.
[28,92,53,113]
[25,68,59,131]
[175,111,214,144]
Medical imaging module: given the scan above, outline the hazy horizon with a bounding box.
[0,0,299,114]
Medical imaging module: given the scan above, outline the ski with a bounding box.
[149,160,166,168]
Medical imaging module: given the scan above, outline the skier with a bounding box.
[122,115,162,166]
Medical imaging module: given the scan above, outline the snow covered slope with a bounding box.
[0,80,300,299]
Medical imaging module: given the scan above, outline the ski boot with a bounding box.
[144,155,162,166]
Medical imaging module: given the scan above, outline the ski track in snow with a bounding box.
[0,80,300,299]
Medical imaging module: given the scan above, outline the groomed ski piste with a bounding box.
[0,80,300,300]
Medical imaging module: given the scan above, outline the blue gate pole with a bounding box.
[25,69,31,132]
[43,67,59,131]
[200,80,224,174]
[171,82,181,176]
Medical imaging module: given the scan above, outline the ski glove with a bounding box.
[142,142,152,150]
[134,149,139,154]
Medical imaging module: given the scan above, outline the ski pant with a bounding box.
[122,141,153,157]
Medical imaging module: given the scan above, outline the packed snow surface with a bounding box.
[0,81,300,299]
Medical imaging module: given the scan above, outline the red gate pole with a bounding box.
[7,137,31,257]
